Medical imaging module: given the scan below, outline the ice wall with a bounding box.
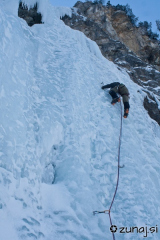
[0,1,160,240]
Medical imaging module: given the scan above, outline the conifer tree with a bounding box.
[156,20,160,31]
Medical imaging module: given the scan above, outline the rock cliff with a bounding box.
[62,1,160,125]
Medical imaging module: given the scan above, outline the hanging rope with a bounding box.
[93,98,123,240]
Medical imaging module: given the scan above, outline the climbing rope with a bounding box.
[93,98,123,240]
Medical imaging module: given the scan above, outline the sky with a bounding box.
[50,0,160,33]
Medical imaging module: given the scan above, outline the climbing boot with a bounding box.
[123,109,129,118]
[111,97,120,105]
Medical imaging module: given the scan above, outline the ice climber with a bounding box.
[101,82,130,118]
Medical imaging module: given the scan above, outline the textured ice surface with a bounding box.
[0,1,160,239]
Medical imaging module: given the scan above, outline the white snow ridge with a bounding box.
[0,0,160,240]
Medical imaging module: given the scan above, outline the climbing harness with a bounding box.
[93,98,123,240]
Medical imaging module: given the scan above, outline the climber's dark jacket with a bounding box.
[102,82,130,109]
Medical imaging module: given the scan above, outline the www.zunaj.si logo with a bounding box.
[110,225,158,238]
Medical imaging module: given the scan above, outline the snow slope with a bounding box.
[0,0,160,239]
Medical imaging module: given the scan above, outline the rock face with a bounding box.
[18,2,42,27]
[62,1,160,125]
